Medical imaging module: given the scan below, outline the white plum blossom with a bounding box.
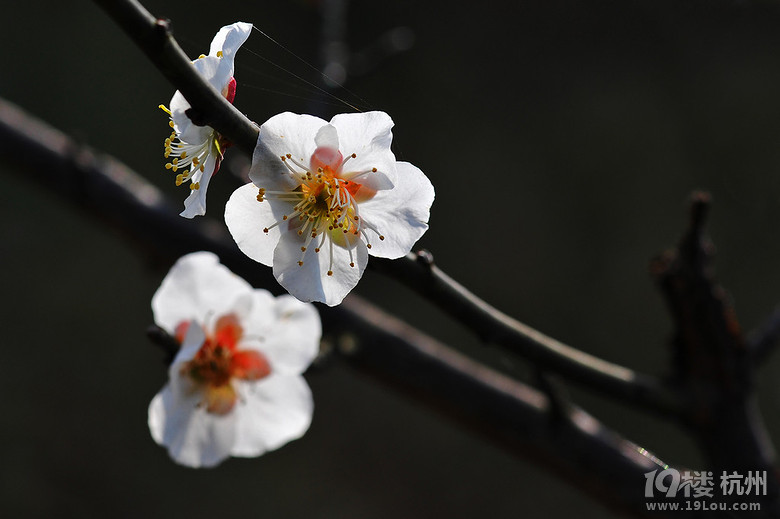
[148,252,320,468]
[159,22,252,218]
[224,111,435,306]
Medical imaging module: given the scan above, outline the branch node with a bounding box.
[154,18,171,34]
[533,370,572,428]
[415,249,435,270]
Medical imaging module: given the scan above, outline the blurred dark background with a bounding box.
[4,0,780,517]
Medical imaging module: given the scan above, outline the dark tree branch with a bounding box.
[372,253,684,418]
[91,0,681,420]
[92,0,259,155]
[651,192,780,514]
[326,300,689,518]
[0,95,687,517]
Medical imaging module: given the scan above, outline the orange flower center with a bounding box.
[178,313,271,415]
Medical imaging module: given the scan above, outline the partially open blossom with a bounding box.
[225,111,435,306]
[148,252,320,468]
[159,22,252,218]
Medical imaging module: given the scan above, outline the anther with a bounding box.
[298,261,304,266]
[301,247,306,252]
[327,270,333,276]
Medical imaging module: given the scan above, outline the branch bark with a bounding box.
[651,192,780,514]
[91,0,681,420]
[0,94,687,517]
[93,0,259,156]
[749,306,780,365]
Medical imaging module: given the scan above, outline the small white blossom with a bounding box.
[148,252,320,468]
[225,111,435,306]
[159,22,252,218]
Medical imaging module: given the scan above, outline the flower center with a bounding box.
[158,78,236,191]
[256,146,385,276]
[159,116,222,191]
[178,314,271,415]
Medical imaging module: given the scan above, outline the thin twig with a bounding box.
[91,0,682,420]
[371,253,684,417]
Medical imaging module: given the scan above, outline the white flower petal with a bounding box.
[330,111,396,183]
[152,252,254,333]
[359,161,435,259]
[150,323,236,469]
[272,230,368,306]
[236,289,278,341]
[180,153,218,219]
[231,374,313,457]
[258,295,322,375]
[171,318,206,369]
[208,22,252,60]
[193,56,232,107]
[169,92,211,146]
[249,113,328,190]
[168,57,223,142]
[148,384,238,468]
[344,167,394,191]
[225,183,284,266]
[314,124,339,149]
